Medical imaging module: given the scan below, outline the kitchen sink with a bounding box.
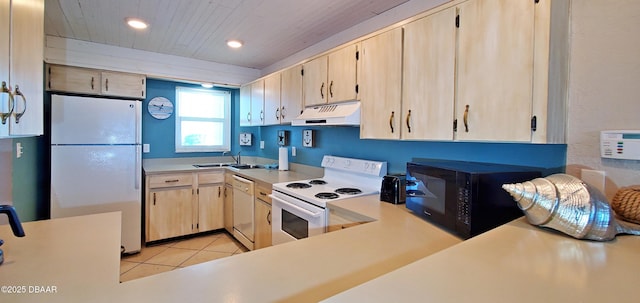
[229,164,263,169]
[192,163,234,168]
[192,163,263,169]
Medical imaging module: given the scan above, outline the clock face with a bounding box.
[147,96,173,120]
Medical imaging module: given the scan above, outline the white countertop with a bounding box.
[323,217,640,302]
[3,166,639,302]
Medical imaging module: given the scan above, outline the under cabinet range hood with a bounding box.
[291,101,361,126]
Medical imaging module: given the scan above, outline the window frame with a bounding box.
[174,86,231,153]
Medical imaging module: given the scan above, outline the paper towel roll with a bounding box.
[278,147,289,171]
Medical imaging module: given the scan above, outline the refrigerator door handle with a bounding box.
[135,145,141,190]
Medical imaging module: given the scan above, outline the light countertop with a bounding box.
[2,164,639,302]
[0,197,461,302]
[323,217,640,302]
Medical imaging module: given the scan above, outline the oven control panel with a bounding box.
[321,156,387,176]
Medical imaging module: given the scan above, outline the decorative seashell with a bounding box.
[502,174,640,241]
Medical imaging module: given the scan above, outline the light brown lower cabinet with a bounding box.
[147,187,193,241]
[145,171,225,243]
[253,181,272,249]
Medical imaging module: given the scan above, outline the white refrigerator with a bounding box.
[50,94,142,253]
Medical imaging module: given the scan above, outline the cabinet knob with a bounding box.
[389,111,395,133]
[406,110,412,133]
[13,85,27,124]
[463,104,469,132]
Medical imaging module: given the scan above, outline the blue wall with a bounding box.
[143,79,241,158]
[144,78,566,175]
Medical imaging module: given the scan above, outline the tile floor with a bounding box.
[120,231,248,282]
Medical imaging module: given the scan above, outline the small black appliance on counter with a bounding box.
[380,174,406,204]
[405,159,542,239]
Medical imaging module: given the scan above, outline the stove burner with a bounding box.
[315,192,339,199]
[286,182,312,189]
[309,179,327,185]
[335,188,362,195]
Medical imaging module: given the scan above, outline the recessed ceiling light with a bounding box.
[126,18,148,30]
[226,40,243,48]
[201,83,214,88]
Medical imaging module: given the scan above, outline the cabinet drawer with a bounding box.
[255,182,272,204]
[198,172,224,184]
[149,173,193,188]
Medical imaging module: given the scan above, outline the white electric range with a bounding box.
[271,155,387,245]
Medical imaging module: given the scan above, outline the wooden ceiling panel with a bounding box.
[44,0,411,69]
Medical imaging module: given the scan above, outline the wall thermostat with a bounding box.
[277,130,289,146]
[239,133,252,146]
[302,129,315,147]
[601,130,640,160]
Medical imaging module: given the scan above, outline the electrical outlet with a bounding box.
[143,144,150,153]
[260,141,265,149]
[292,146,296,156]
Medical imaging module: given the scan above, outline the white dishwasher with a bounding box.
[232,175,255,250]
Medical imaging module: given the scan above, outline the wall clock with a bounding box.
[147,96,173,120]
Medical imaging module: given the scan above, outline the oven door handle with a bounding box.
[273,196,323,218]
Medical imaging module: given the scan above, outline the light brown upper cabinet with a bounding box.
[303,43,359,106]
[279,65,303,124]
[361,7,456,140]
[47,64,146,100]
[263,73,281,125]
[0,0,44,137]
[359,28,403,140]
[402,6,456,141]
[250,79,265,126]
[100,71,146,99]
[239,84,252,126]
[455,0,536,142]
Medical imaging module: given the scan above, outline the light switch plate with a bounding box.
[277,130,288,146]
[302,129,314,147]
[239,133,252,146]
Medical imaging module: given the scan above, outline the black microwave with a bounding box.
[406,160,542,239]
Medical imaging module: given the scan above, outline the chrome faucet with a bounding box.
[225,151,240,164]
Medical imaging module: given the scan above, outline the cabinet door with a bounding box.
[254,198,272,249]
[239,84,252,126]
[198,184,224,232]
[456,0,535,141]
[47,65,101,95]
[403,7,456,140]
[148,188,193,241]
[359,28,403,139]
[263,73,281,125]
[101,71,146,99]
[280,65,303,124]
[223,184,233,234]
[250,80,264,126]
[302,56,328,106]
[0,0,10,136]
[327,43,359,103]
[2,0,44,137]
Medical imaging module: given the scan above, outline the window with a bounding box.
[175,87,231,153]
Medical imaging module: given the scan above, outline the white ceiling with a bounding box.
[44,0,410,70]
